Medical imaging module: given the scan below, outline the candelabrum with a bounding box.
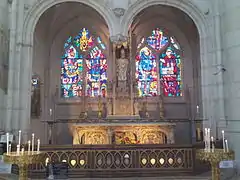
[3,151,45,180]
[196,149,234,180]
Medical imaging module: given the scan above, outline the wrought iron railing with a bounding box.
[28,144,195,177]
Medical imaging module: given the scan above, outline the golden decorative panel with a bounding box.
[71,123,175,145]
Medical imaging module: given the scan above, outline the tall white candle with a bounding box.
[196,105,199,114]
[37,139,40,153]
[207,128,211,152]
[28,140,31,154]
[9,144,11,153]
[222,130,225,152]
[225,139,229,153]
[6,133,9,154]
[49,109,52,116]
[16,145,20,155]
[18,130,21,145]
[211,136,215,153]
[32,133,35,152]
[21,148,24,155]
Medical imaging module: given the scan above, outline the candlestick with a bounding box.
[225,139,229,153]
[28,140,31,154]
[18,130,21,146]
[37,139,40,153]
[222,130,225,152]
[6,133,9,154]
[32,133,35,152]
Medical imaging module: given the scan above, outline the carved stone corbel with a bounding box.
[112,8,125,17]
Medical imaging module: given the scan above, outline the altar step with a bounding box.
[0,174,211,180]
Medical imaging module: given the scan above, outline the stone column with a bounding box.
[15,0,30,142]
[112,43,116,115]
[19,43,33,141]
[129,32,134,115]
[0,0,8,132]
[5,0,19,133]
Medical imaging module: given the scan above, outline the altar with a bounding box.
[70,121,175,145]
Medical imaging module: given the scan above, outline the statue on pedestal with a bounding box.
[116,48,129,90]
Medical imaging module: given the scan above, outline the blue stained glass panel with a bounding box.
[136,47,158,97]
[86,47,107,97]
[61,46,83,97]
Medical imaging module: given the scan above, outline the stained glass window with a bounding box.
[61,28,107,98]
[160,47,182,97]
[136,47,158,97]
[136,29,182,97]
[86,46,107,97]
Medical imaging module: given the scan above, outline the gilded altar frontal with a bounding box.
[1,0,240,178]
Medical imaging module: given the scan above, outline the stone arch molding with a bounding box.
[121,0,208,38]
[23,0,116,45]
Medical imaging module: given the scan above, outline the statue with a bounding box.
[31,76,41,117]
[116,48,129,82]
[134,100,139,116]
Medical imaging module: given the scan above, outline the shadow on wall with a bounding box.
[31,118,48,144]
[55,123,72,145]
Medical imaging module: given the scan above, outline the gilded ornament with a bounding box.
[4,152,45,180]
[196,149,234,180]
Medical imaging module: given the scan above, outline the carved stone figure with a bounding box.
[31,88,40,117]
[116,48,129,82]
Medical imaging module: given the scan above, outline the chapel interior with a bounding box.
[3,0,240,179]
[30,2,202,146]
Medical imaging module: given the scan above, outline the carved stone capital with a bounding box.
[110,34,128,47]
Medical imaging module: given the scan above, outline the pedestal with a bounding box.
[196,149,234,180]
[3,152,45,180]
